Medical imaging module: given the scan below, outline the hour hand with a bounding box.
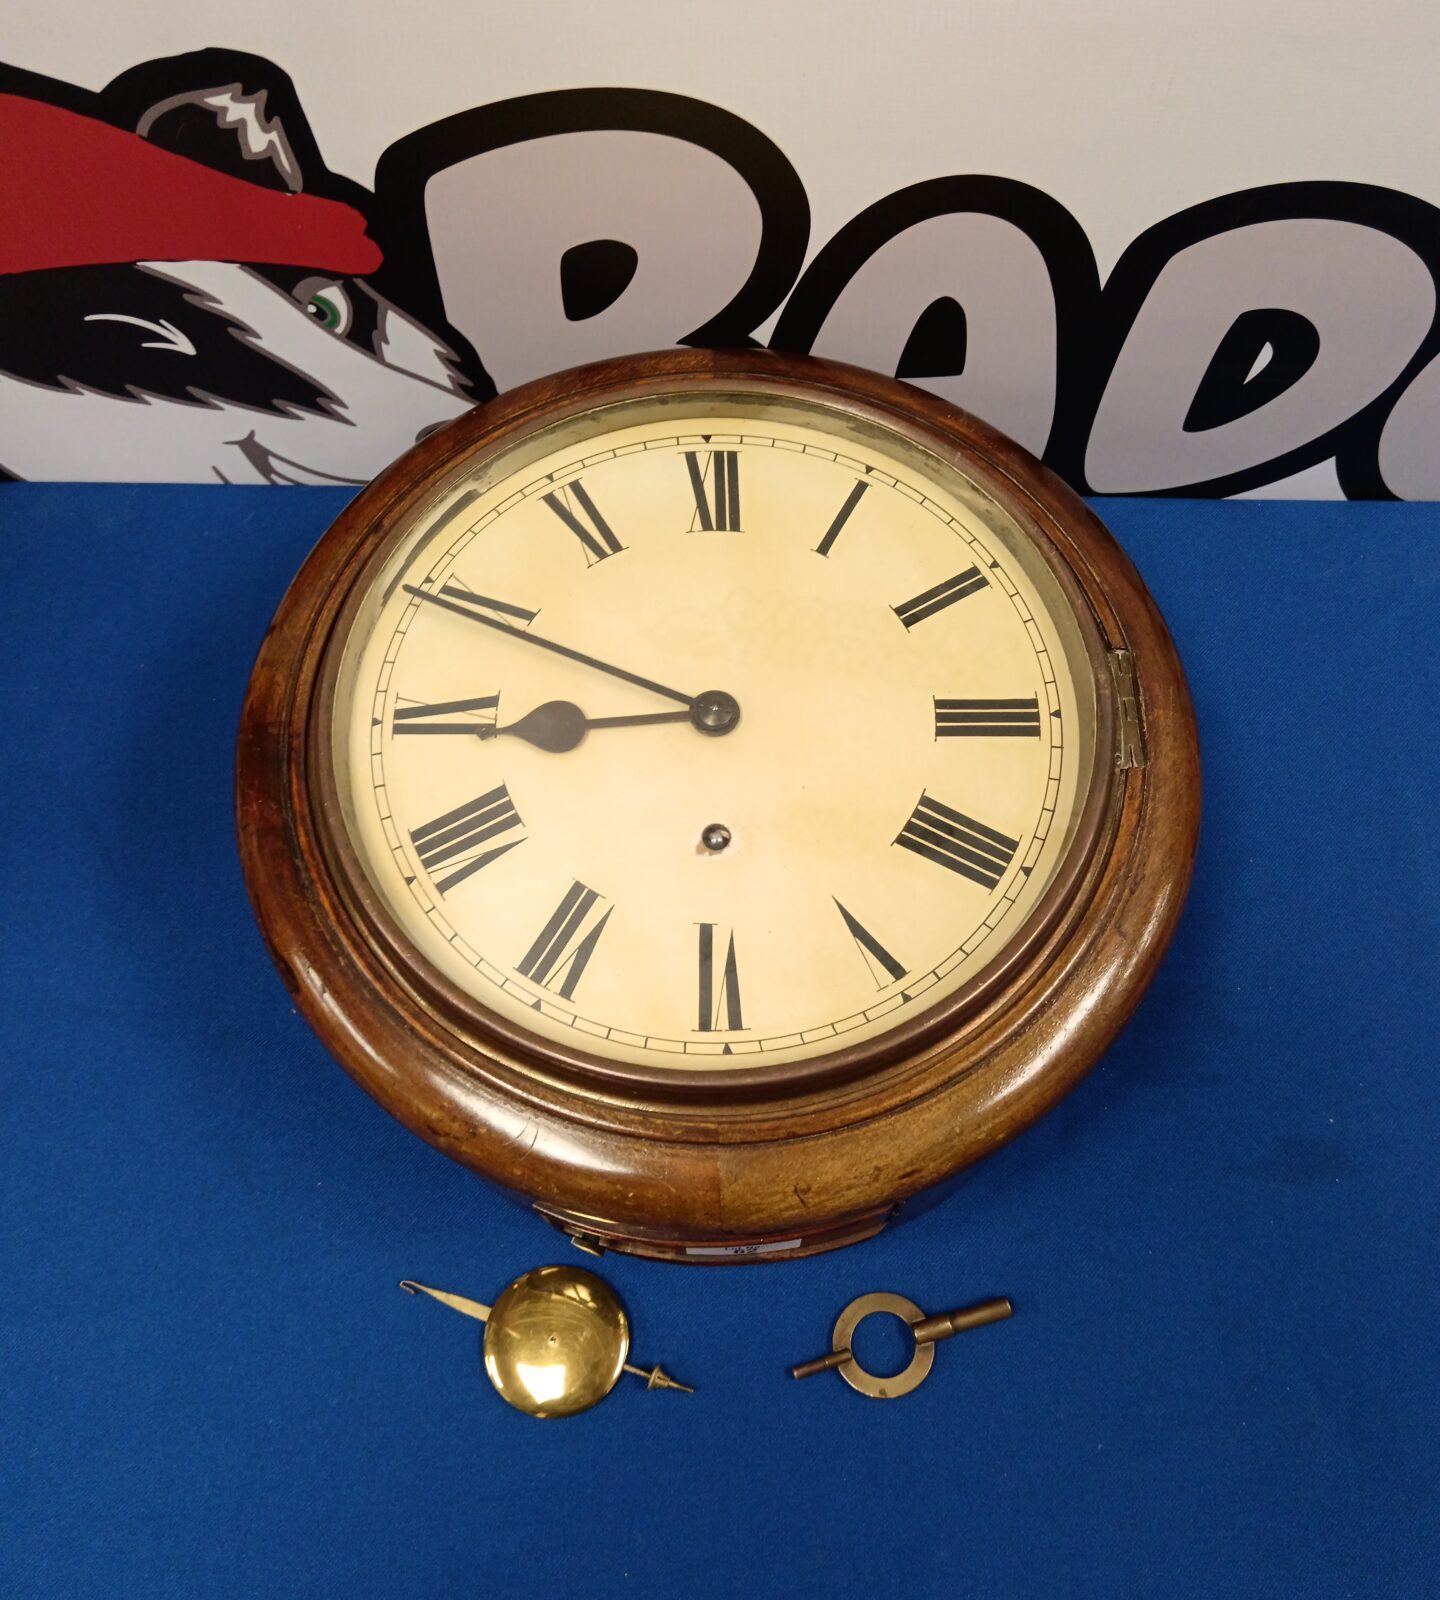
[486,700,692,753]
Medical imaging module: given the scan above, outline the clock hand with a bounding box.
[480,700,693,753]
[403,582,696,707]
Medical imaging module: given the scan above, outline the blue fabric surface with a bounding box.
[1,484,1437,1599]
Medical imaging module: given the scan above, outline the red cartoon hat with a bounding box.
[0,93,383,276]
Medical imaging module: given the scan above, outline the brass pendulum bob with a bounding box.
[400,1266,693,1419]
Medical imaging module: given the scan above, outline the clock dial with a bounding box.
[328,394,1102,1073]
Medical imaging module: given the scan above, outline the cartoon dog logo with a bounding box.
[9,49,1435,498]
[0,51,488,483]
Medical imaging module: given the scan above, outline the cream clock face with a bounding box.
[329,391,1101,1072]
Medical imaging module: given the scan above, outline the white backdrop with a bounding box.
[6,0,1440,494]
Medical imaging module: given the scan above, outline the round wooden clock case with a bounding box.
[236,349,1199,1262]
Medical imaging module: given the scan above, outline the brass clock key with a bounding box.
[791,1292,1013,1398]
[400,1266,693,1418]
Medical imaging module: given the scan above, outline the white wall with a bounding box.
[6,1,1440,492]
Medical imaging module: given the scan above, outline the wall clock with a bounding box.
[237,349,1199,1261]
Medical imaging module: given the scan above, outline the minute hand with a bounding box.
[403,583,695,708]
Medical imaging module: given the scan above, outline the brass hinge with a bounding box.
[1109,649,1147,770]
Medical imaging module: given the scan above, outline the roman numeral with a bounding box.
[834,899,906,987]
[894,793,1019,890]
[541,478,625,564]
[392,693,500,735]
[696,923,743,1030]
[517,881,612,999]
[892,566,988,629]
[934,695,1041,738]
[684,450,741,531]
[409,783,524,894]
[814,480,869,557]
[435,582,538,627]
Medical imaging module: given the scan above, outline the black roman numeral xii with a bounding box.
[684,450,741,531]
